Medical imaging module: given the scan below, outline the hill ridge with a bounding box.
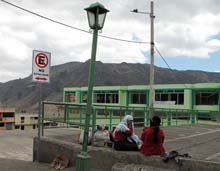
[0,60,219,112]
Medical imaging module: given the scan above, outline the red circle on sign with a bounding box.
[35,53,48,68]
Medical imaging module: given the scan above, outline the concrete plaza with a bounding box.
[0,124,220,170]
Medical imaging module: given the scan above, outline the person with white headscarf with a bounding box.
[113,115,141,151]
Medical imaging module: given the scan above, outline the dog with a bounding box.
[50,153,69,170]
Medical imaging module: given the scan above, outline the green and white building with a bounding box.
[63,83,220,127]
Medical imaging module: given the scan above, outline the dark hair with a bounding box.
[150,116,161,143]
[97,125,102,130]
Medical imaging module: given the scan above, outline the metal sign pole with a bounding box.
[42,101,44,136]
[37,82,42,162]
[32,49,50,162]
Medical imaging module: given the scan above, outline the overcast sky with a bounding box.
[0,0,219,82]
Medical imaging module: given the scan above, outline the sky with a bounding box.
[0,0,220,82]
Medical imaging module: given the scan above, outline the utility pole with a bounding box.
[149,1,155,119]
[131,1,155,120]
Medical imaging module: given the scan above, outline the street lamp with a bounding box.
[76,2,109,171]
[85,2,109,30]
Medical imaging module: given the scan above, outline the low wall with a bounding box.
[112,159,220,171]
[112,163,175,171]
[33,137,220,171]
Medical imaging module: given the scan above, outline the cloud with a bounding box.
[207,39,220,48]
[0,0,220,82]
[156,12,220,57]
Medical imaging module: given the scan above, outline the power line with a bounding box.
[1,0,193,89]
[0,0,150,44]
[0,0,89,33]
[1,1,187,74]
[154,45,172,70]
[155,44,191,88]
[99,34,149,44]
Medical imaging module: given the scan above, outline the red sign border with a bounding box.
[35,53,49,68]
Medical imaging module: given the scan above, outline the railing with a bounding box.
[41,101,220,136]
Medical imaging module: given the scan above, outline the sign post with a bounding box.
[32,50,51,83]
[32,50,51,161]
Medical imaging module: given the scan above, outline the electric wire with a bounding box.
[2,0,186,84]
[0,0,150,44]
[1,0,178,81]
[154,44,191,88]
[155,45,172,70]
[0,0,90,34]
[1,0,175,71]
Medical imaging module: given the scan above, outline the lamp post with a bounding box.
[131,1,155,120]
[76,2,109,171]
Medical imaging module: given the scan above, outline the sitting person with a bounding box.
[79,127,92,145]
[113,115,140,151]
[93,124,110,147]
[140,116,166,156]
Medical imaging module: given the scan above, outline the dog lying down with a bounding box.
[50,153,69,170]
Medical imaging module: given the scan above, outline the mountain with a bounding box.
[0,60,219,112]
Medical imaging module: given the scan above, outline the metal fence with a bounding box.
[41,101,220,135]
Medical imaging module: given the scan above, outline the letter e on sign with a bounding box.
[35,53,48,68]
[32,50,51,83]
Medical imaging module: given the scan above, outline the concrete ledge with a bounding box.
[33,137,220,171]
[111,159,220,171]
[112,163,175,171]
[180,158,220,171]
[33,137,81,166]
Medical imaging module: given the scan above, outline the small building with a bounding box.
[15,113,38,130]
[0,107,15,130]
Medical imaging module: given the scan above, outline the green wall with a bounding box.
[63,83,220,112]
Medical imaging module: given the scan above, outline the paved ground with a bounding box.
[163,124,220,162]
[0,128,79,161]
[0,124,220,170]
[0,158,75,171]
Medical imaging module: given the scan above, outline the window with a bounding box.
[82,92,87,103]
[0,123,4,127]
[15,125,20,129]
[95,93,105,103]
[21,117,25,123]
[161,94,168,101]
[195,91,219,105]
[129,91,146,104]
[93,91,119,104]
[106,93,118,103]
[3,112,14,117]
[155,90,184,105]
[6,123,13,130]
[66,92,76,102]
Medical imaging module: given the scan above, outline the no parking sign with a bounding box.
[32,50,51,83]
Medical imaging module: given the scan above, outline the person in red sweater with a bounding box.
[113,115,140,151]
[140,116,166,156]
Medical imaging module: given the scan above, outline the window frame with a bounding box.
[155,90,184,105]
